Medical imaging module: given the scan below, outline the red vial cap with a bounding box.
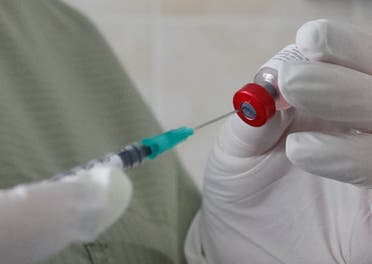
[233,83,276,127]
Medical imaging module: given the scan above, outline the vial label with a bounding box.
[261,44,309,70]
[254,44,309,110]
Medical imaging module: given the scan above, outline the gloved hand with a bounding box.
[186,20,372,264]
[0,155,132,264]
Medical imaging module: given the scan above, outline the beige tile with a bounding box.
[160,0,281,16]
[62,0,159,16]
[161,0,351,18]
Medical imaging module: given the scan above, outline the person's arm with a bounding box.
[0,156,131,264]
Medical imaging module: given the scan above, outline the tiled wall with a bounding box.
[62,0,371,187]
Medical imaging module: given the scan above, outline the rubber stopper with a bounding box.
[233,83,276,127]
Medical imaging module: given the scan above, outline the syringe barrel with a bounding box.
[52,126,196,181]
[50,143,151,181]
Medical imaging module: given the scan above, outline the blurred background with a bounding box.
[61,0,372,188]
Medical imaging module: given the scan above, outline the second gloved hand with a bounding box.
[186,20,372,264]
[0,155,132,264]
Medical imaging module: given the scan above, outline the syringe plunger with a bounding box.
[118,143,151,169]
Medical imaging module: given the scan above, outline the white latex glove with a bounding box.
[186,20,372,264]
[0,155,132,264]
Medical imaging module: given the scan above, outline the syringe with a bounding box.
[51,110,237,180]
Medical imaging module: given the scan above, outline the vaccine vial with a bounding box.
[233,44,309,127]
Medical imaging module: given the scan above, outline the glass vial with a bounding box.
[254,44,309,110]
[233,44,309,127]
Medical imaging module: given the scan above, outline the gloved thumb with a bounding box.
[218,109,294,158]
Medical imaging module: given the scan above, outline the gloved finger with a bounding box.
[202,110,294,202]
[296,19,372,75]
[279,61,372,127]
[286,131,372,188]
[219,109,295,157]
